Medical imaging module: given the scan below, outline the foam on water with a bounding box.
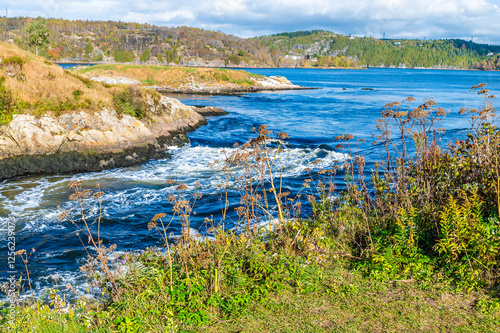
[0,144,345,242]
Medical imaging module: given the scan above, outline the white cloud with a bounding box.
[5,0,500,43]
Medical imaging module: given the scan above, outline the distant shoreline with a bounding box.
[54,61,491,72]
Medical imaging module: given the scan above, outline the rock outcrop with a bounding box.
[189,106,228,117]
[0,96,207,179]
[88,74,309,95]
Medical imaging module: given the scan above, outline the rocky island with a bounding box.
[75,64,308,95]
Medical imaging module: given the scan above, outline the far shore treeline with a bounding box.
[2,17,500,70]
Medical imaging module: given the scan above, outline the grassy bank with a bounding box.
[0,42,166,125]
[74,64,265,89]
[2,86,500,332]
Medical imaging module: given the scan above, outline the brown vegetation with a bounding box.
[0,42,112,110]
[76,64,263,88]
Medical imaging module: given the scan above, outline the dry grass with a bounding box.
[76,64,263,88]
[0,42,114,113]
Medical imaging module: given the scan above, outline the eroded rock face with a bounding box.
[0,95,207,179]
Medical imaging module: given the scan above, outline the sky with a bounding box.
[6,0,500,44]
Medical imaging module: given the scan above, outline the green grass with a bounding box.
[3,259,499,333]
[202,267,500,333]
[141,76,160,85]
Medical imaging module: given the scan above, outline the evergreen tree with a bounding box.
[24,18,49,56]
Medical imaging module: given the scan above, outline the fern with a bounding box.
[435,191,500,290]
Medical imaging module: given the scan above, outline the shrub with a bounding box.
[140,49,151,62]
[435,192,500,290]
[0,77,17,125]
[112,86,148,119]
[2,55,25,68]
[227,55,241,65]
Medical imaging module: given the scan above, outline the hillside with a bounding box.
[0,41,114,125]
[1,18,500,69]
[0,17,275,67]
[254,30,500,69]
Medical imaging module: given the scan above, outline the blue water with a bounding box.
[57,63,95,69]
[1,68,500,299]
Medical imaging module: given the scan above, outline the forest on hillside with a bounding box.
[2,17,500,70]
[255,30,500,69]
[0,17,275,67]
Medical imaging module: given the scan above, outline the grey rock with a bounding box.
[0,95,207,179]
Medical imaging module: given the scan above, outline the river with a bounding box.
[1,68,500,300]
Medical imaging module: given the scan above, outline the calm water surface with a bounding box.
[1,68,500,298]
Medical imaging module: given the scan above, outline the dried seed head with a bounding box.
[68,180,82,189]
[81,189,92,199]
[148,221,157,230]
[277,132,289,140]
[435,108,447,116]
[152,213,166,221]
[383,101,400,108]
[176,183,188,191]
[58,210,70,221]
[91,191,104,199]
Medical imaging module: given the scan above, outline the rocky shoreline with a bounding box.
[154,85,311,95]
[88,73,311,95]
[0,96,215,180]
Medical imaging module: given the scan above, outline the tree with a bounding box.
[85,42,94,56]
[24,18,49,56]
[140,49,151,62]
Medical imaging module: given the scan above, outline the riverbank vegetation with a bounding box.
[2,83,500,332]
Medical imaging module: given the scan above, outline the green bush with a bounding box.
[112,86,147,119]
[140,49,151,62]
[2,55,25,67]
[0,77,17,125]
[113,49,135,62]
[435,193,500,290]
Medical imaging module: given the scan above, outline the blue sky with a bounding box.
[8,0,500,44]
